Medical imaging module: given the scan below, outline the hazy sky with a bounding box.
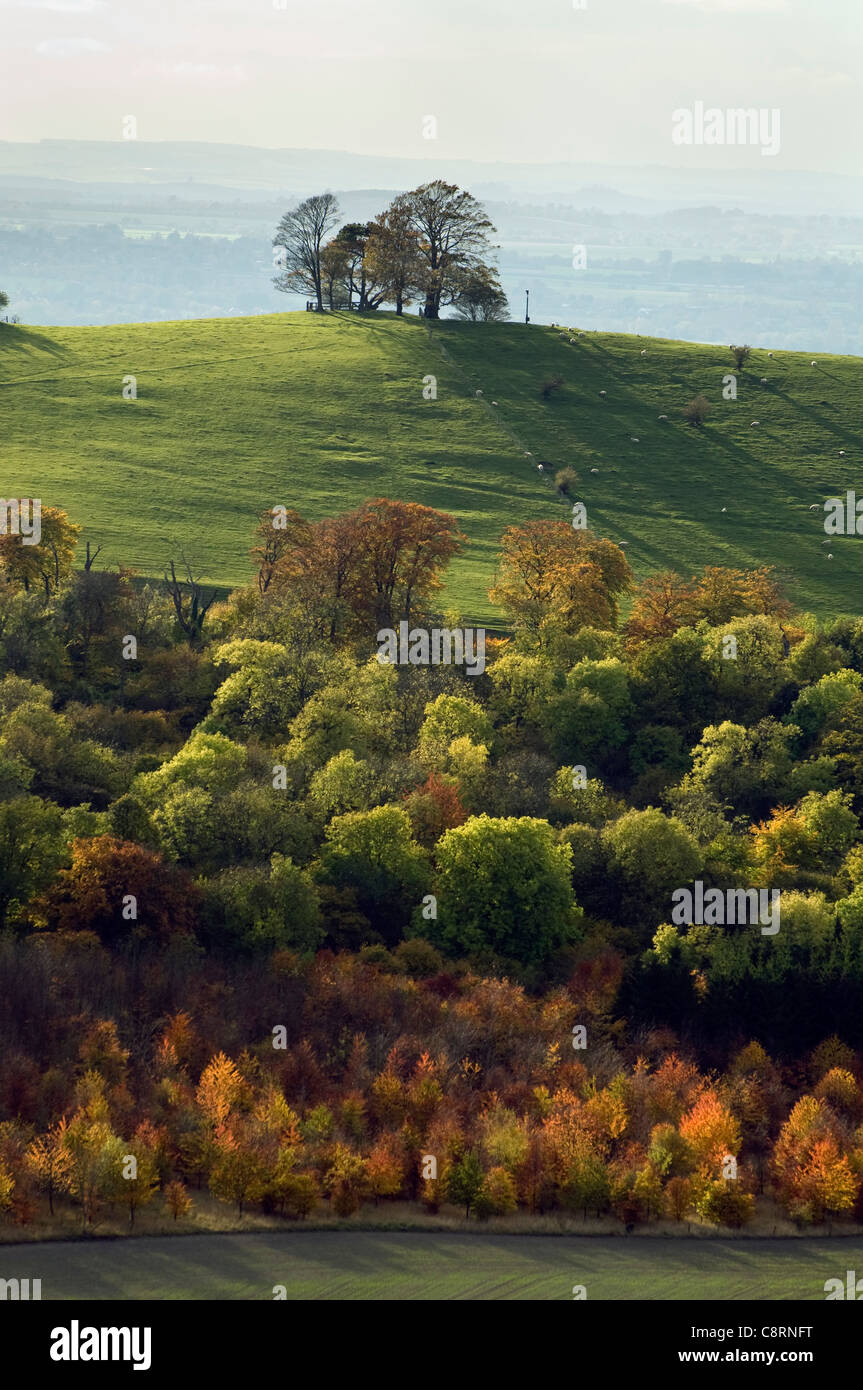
[2,0,860,173]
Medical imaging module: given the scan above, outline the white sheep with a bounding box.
[839,450,846,456]
[640,350,647,356]
[811,360,818,366]
[658,414,668,420]
[828,554,834,559]
[475,389,483,397]
[590,467,599,473]
[750,421,760,427]
[492,400,498,406]
[721,507,727,513]
[768,351,774,357]
[630,437,640,443]
[809,504,819,510]
[570,338,576,344]
[599,390,607,397]
[761,378,768,384]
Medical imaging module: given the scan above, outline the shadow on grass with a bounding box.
[0,324,70,360]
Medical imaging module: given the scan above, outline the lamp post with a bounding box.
[525,289,530,324]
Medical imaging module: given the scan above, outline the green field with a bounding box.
[3,311,862,625]
[1,1232,859,1300]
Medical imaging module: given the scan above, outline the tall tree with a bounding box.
[329,223,387,311]
[259,498,464,636]
[0,505,80,597]
[490,520,632,644]
[402,181,497,319]
[364,199,425,315]
[273,193,340,312]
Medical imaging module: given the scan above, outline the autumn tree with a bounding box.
[0,505,80,596]
[31,835,199,944]
[209,1134,267,1216]
[25,1119,73,1216]
[624,572,698,650]
[115,1136,159,1229]
[251,507,312,595]
[773,1096,856,1222]
[324,1144,368,1216]
[490,521,631,646]
[402,181,497,320]
[164,1179,193,1221]
[347,498,465,630]
[678,1091,740,1176]
[625,566,789,649]
[257,499,464,637]
[364,198,425,314]
[196,1053,247,1132]
[61,1091,126,1232]
[403,771,467,850]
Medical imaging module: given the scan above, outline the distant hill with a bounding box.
[2,311,861,625]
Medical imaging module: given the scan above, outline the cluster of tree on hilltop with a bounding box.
[272,182,509,321]
[5,500,863,1229]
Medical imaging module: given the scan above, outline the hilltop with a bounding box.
[2,310,861,625]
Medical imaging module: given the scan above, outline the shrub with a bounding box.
[684,395,711,427]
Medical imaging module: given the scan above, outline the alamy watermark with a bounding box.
[671,881,780,936]
[377,621,486,676]
[0,498,41,546]
[672,102,780,158]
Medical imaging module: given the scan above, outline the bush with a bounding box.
[684,395,711,427]
[540,375,565,400]
[555,466,580,497]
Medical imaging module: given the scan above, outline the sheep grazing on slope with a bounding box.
[599,390,607,397]
[658,414,668,420]
[750,421,760,427]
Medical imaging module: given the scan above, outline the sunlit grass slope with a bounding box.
[2,311,861,625]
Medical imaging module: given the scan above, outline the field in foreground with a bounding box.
[2,1232,860,1300]
[3,312,863,624]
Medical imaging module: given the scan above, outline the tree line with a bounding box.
[272,182,509,321]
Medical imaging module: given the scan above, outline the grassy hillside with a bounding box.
[2,310,862,625]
